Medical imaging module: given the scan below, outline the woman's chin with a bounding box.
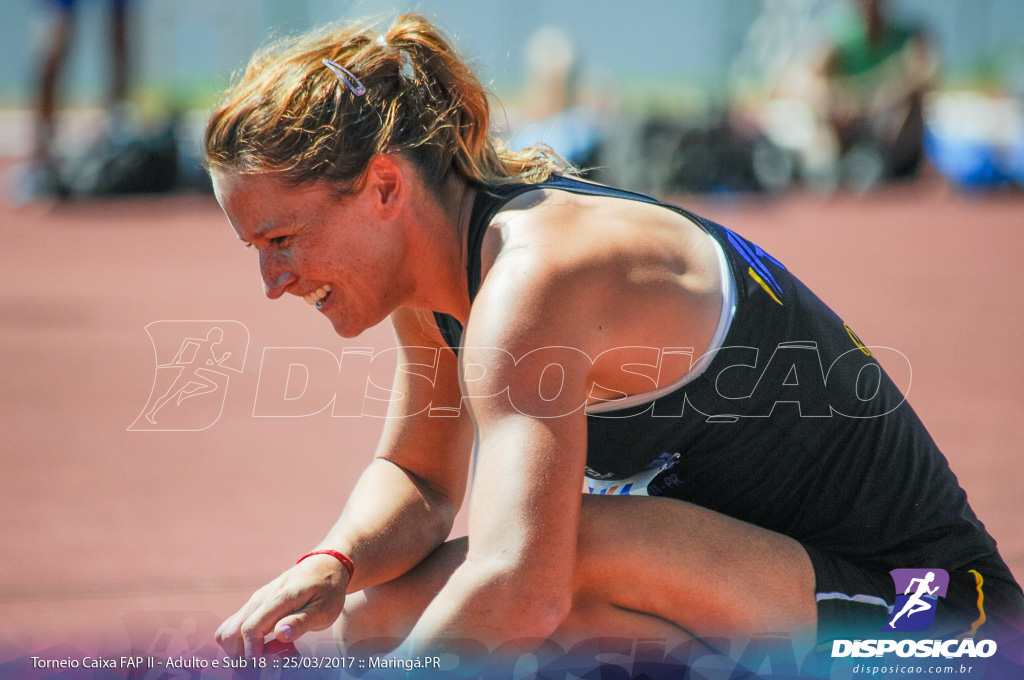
[327,313,367,339]
[330,319,362,339]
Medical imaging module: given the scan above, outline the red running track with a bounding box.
[1,180,1021,655]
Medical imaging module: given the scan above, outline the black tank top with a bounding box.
[433,174,998,572]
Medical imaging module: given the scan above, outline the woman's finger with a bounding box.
[238,583,320,657]
[216,604,258,656]
[274,612,308,643]
[273,590,344,643]
[215,582,276,654]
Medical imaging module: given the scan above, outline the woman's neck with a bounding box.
[403,172,477,322]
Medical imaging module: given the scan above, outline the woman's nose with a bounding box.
[260,252,298,299]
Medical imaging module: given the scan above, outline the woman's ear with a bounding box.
[364,154,405,220]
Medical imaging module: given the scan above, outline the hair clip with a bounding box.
[322,58,366,96]
[398,50,415,82]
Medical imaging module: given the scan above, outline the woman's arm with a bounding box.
[323,309,477,592]
[216,307,475,657]
[402,247,603,654]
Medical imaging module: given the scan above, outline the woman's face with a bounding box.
[212,170,410,338]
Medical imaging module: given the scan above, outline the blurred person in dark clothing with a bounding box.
[818,0,936,188]
[26,0,130,198]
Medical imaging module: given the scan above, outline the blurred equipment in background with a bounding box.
[616,0,825,196]
[633,115,793,196]
[736,0,847,193]
[925,92,1024,190]
[729,0,938,195]
[62,115,179,197]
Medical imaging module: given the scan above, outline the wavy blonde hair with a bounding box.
[205,13,573,194]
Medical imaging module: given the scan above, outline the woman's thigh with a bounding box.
[572,494,816,639]
[336,494,817,649]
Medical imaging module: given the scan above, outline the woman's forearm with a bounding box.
[317,457,458,592]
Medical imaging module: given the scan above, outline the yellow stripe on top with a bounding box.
[748,266,783,305]
[957,570,987,640]
[844,322,873,357]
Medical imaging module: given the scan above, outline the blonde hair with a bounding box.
[205,13,573,194]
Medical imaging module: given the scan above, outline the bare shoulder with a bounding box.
[490,185,715,277]
[479,187,720,332]
[467,193,611,354]
[465,186,726,396]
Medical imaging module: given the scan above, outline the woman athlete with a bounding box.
[206,14,1023,660]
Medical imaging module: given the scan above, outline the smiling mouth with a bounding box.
[304,284,332,308]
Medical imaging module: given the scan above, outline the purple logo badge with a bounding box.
[884,569,949,632]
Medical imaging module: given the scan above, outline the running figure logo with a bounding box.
[128,321,249,431]
[884,568,950,632]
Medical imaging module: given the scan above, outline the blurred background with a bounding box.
[1,0,1023,671]
[1,0,1023,198]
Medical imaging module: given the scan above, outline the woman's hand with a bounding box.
[215,554,350,658]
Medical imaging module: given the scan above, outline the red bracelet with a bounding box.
[296,550,355,581]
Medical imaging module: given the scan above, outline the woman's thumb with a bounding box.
[275,613,309,643]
